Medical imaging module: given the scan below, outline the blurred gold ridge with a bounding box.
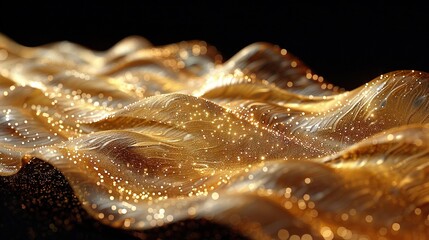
[0,34,428,239]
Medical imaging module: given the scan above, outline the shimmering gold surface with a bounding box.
[0,34,428,239]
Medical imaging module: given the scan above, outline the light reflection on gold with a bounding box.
[0,34,428,239]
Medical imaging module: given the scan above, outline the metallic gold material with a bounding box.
[0,34,428,239]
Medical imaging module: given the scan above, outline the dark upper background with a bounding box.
[0,1,428,90]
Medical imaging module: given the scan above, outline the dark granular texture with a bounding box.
[0,159,248,240]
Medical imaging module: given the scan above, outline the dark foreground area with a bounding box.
[0,160,248,240]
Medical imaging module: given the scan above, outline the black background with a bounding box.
[0,1,428,90]
[0,2,428,239]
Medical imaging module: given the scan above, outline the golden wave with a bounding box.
[0,34,428,239]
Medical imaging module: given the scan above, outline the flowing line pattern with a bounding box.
[0,34,428,239]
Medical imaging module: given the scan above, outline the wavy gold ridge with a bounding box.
[0,34,428,239]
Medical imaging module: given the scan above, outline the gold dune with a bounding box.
[0,34,428,239]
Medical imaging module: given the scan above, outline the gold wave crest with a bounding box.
[0,34,428,239]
